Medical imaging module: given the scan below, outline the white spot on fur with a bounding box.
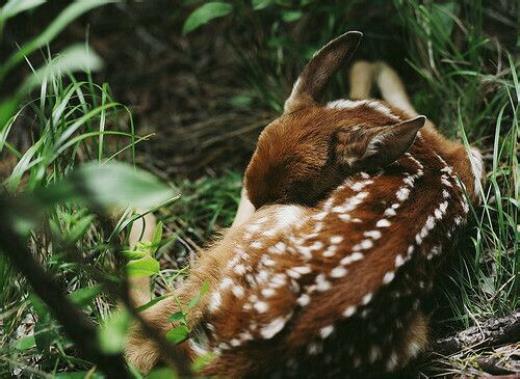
[386,351,399,371]
[340,252,364,265]
[254,301,269,313]
[209,292,222,312]
[376,219,391,228]
[362,293,373,305]
[364,230,382,239]
[323,245,338,257]
[395,254,405,267]
[261,288,275,298]
[297,294,310,307]
[383,271,395,284]
[320,325,334,339]
[307,342,322,355]
[232,285,244,298]
[343,305,357,317]
[370,345,381,363]
[384,208,397,217]
[270,274,287,288]
[234,264,246,275]
[315,274,331,292]
[260,314,292,339]
[330,266,348,278]
[330,235,344,244]
[425,216,435,230]
[220,277,233,289]
[396,187,410,201]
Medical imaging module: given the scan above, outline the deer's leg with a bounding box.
[349,60,376,100]
[373,62,417,116]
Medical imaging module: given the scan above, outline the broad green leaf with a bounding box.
[97,308,130,354]
[182,2,233,35]
[69,285,102,306]
[165,325,189,344]
[13,335,36,350]
[73,161,177,211]
[0,0,45,22]
[126,255,160,277]
[147,367,178,379]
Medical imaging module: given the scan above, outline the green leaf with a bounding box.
[168,311,186,322]
[122,248,147,260]
[151,221,163,248]
[13,335,36,351]
[67,214,95,243]
[97,308,130,354]
[182,2,233,35]
[0,0,114,81]
[147,367,178,379]
[72,161,178,211]
[69,285,102,306]
[188,280,209,309]
[126,255,160,277]
[165,325,189,344]
[0,0,46,22]
[281,10,302,23]
[251,0,272,10]
[136,294,172,312]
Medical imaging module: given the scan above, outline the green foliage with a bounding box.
[0,0,518,377]
[182,2,233,35]
[98,308,131,354]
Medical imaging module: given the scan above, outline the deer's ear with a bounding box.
[336,116,426,169]
[284,31,363,113]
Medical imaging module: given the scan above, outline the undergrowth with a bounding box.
[0,0,518,378]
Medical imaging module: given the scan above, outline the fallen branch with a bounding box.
[432,310,520,355]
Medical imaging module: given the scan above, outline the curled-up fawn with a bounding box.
[125,32,484,377]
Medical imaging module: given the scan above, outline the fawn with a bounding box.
[125,32,484,377]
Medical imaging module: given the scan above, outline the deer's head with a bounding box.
[245,32,425,208]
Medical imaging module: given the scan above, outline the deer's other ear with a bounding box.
[284,31,363,113]
[336,116,426,169]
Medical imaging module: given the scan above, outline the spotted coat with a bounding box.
[201,132,470,378]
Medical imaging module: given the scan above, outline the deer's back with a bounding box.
[202,138,469,378]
